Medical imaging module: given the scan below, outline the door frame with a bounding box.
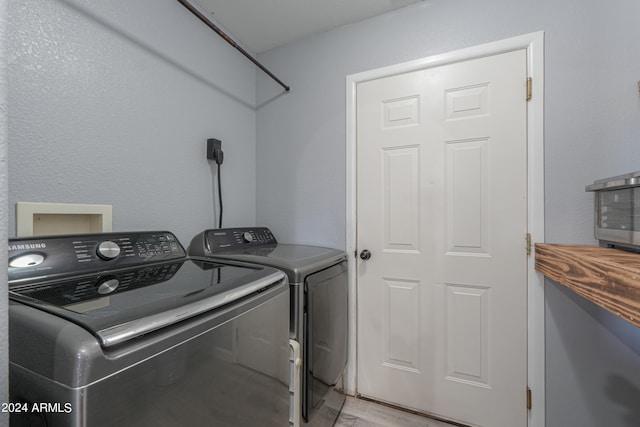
[345,31,545,427]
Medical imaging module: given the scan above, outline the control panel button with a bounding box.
[242,232,254,243]
[96,277,120,295]
[96,241,121,260]
[9,253,45,268]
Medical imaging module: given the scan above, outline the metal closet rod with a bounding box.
[177,0,290,92]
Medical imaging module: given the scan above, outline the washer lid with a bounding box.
[9,259,286,347]
[208,244,346,283]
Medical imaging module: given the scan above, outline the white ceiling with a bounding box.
[189,0,426,53]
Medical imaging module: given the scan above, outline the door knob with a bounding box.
[359,249,372,260]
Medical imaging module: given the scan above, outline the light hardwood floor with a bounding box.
[334,397,460,427]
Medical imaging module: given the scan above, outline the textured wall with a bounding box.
[255,0,640,425]
[0,0,8,424]
[7,0,261,421]
[8,0,258,245]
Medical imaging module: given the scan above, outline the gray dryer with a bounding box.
[189,227,348,426]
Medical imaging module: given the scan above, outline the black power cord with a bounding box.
[207,138,224,228]
[217,163,223,228]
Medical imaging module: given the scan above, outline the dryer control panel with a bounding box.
[9,231,186,285]
[191,227,277,256]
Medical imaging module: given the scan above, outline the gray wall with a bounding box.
[0,0,8,424]
[255,0,640,425]
[6,1,258,421]
[8,0,259,244]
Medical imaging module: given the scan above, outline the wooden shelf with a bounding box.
[535,244,640,329]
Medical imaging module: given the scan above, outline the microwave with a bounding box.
[586,170,640,250]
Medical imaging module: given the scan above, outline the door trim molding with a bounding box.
[345,31,545,427]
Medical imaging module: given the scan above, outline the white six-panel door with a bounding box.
[356,49,528,427]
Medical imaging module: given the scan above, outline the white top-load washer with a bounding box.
[189,227,348,426]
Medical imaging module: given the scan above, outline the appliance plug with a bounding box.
[207,138,224,165]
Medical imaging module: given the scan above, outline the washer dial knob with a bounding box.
[242,232,254,243]
[96,277,120,295]
[9,253,45,268]
[96,241,121,260]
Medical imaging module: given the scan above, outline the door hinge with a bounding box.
[526,233,532,255]
[526,77,532,101]
[526,387,532,410]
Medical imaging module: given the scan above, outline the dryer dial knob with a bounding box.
[96,277,120,295]
[242,232,254,243]
[96,241,121,260]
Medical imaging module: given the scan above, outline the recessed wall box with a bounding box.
[16,202,112,237]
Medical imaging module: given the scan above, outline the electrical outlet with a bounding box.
[207,138,221,160]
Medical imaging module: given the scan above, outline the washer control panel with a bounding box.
[12,261,183,305]
[9,231,186,285]
[201,227,277,254]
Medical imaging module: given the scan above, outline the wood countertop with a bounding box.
[535,243,640,329]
